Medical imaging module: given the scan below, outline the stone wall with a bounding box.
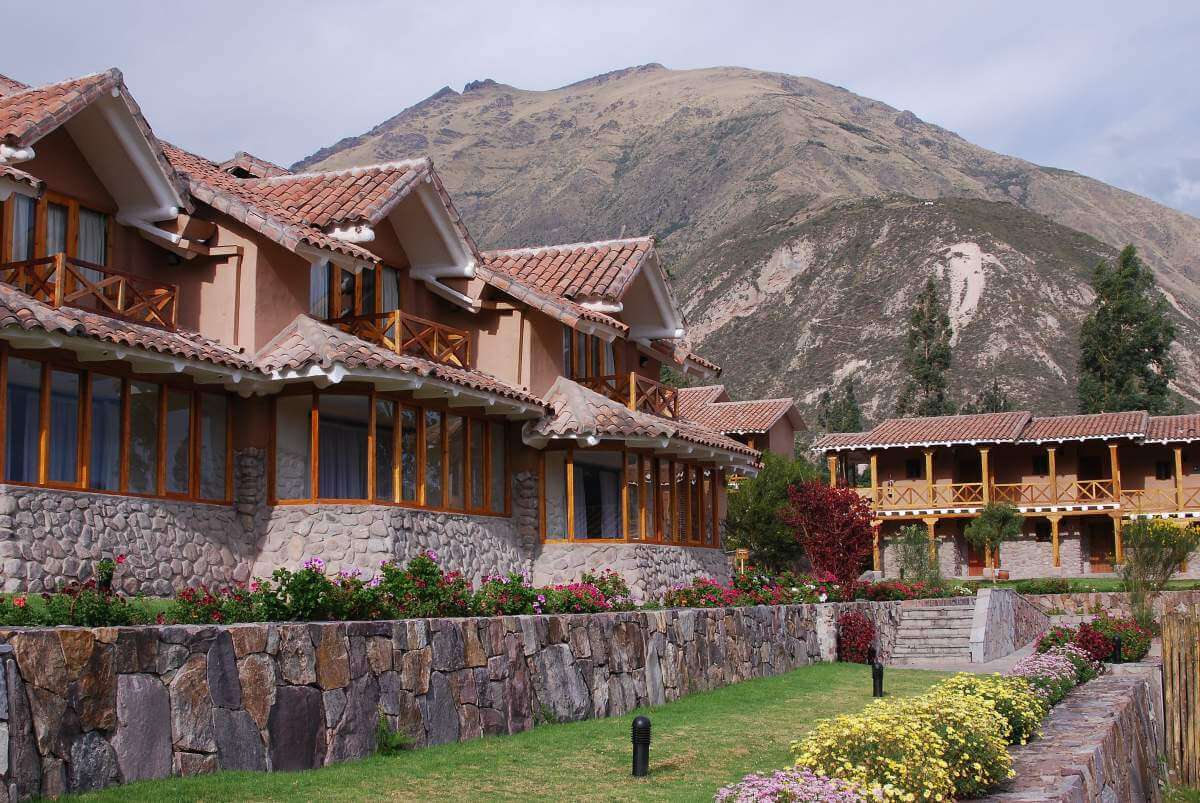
[982,664,1164,801]
[970,589,1051,664]
[531,542,732,602]
[1026,589,1200,619]
[0,601,901,799]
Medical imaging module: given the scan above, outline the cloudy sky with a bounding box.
[7,0,1199,215]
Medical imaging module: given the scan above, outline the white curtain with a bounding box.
[76,208,107,285]
[382,266,400,312]
[309,261,331,319]
[319,418,368,499]
[47,204,68,255]
[89,385,122,491]
[4,361,40,483]
[10,196,35,261]
[48,378,79,483]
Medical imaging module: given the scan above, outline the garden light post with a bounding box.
[871,661,884,697]
[632,715,651,777]
[1111,634,1123,664]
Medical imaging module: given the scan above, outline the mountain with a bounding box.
[295,64,1200,419]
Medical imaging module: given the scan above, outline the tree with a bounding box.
[895,276,955,417]
[894,523,941,583]
[963,503,1023,582]
[1078,245,1177,414]
[723,453,819,571]
[782,480,875,583]
[961,377,1012,415]
[816,376,864,433]
[1121,519,1200,628]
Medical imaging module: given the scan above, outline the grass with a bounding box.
[964,578,1200,593]
[71,662,946,803]
[1,593,173,623]
[1167,787,1200,802]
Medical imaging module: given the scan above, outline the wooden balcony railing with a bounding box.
[931,482,985,506]
[1121,487,1180,512]
[577,372,678,419]
[330,310,471,368]
[1,254,178,329]
[991,482,1056,506]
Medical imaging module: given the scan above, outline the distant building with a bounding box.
[678,385,804,457]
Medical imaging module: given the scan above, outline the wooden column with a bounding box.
[1109,442,1123,563]
[1048,514,1062,569]
[869,452,878,504]
[566,448,575,541]
[979,446,991,504]
[1047,446,1058,503]
[924,516,938,561]
[1175,446,1186,512]
[827,454,838,488]
[924,448,935,506]
[1113,514,1124,565]
[872,520,882,572]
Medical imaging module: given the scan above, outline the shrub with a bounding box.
[474,572,541,616]
[836,610,876,663]
[714,768,877,802]
[724,453,820,571]
[1007,651,1078,704]
[0,594,39,627]
[854,580,962,601]
[1048,644,1101,684]
[1013,577,1070,595]
[898,690,1014,798]
[377,552,474,618]
[792,704,953,801]
[963,503,1023,582]
[1122,519,1200,629]
[1089,614,1152,661]
[1071,622,1115,663]
[782,481,875,583]
[894,523,941,584]
[580,569,634,609]
[934,673,1048,744]
[1035,624,1078,653]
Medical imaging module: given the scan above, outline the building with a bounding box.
[814,411,1200,579]
[677,385,804,457]
[0,69,761,599]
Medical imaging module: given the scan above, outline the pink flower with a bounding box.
[115,554,127,565]
[13,596,26,609]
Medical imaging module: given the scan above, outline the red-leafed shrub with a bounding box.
[783,481,875,583]
[836,610,876,663]
[1089,614,1153,661]
[1071,622,1114,663]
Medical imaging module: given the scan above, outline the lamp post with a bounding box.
[872,661,884,698]
[632,715,651,777]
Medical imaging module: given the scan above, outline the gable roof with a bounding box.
[812,431,874,450]
[854,411,1033,450]
[1146,415,1200,444]
[686,398,802,435]
[475,262,628,335]
[481,236,654,303]
[1019,411,1150,443]
[218,151,291,179]
[0,74,29,97]
[677,385,731,418]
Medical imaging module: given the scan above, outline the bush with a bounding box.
[724,453,820,571]
[854,580,966,601]
[963,503,1023,582]
[1035,624,1079,653]
[1072,622,1115,663]
[934,673,1048,744]
[714,768,874,802]
[1048,644,1101,684]
[836,610,875,663]
[1089,614,1152,661]
[894,523,941,584]
[792,704,953,801]
[1013,577,1070,595]
[782,481,875,583]
[1007,651,1078,704]
[1122,519,1200,629]
[898,690,1014,798]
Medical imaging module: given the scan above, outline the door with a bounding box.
[966,540,986,577]
[1087,521,1116,573]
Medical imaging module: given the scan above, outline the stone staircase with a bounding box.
[889,599,976,664]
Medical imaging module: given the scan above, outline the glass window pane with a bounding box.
[128,381,160,494]
[361,268,376,315]
[544,451,568,539]
[469,419,485,510]
[77,208,107,265]
[626,452,641,539]
[575,451,623,539]
[644,458,656,541]
[5,358,41,482]
[561,327,572,375]
[48,370,80,484]
[489,423,506,514]
[318,394,369,499]
[199,394,227,500]
[337,267,355,317]
[375,399,395,501]
[575,331,587,378]
[164,390,191,495]
[89,375,122,491]
[401,407,418,502]
[381,266,400,312]
[424,409,443,507]
[309,261,331,319]
[46,203,68,256]
[10,196,35,261]
[447,415,465,510]
[275,394,311,500]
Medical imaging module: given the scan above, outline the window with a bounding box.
[544,451,569,537]
[400,406,419,502]
[8,195,35,260]
[275,395,312,500]
[574,451,623,538]
[89,375,122,492]
[337,268,356,321]
[77,208,108,266]
[905,458,922,480]
[360,267,376,318]
[127,381,160,495]
[1156,461,1173,481]
[424,409,443,507]
[376,399,396,502]
[198,394,228,500]
[5,358,41,482]
[469,418,486,510]
[46,202,69,256]
[381,266,401,312]
[1032,453,1050,475]
[318,394,370,499]
[489,422,506,514]
[447,415,465,509]
[562,326,619,381]
[1034,520,1052,542]
[48,369,81,484]
[309,262,333,319]
[164,389,191,495]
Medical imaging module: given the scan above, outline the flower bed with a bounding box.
[1035,613,1153,662]
[717,644,1103,800]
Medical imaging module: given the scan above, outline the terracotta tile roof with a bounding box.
[812,431,874,451]
[0,75,29,97]
[685,398,800,435]
[671,417,761,459]
[1020,411,1150,443]
[677,385,731,419]
[481,236,654,303]
[863,411,1033,448]
[254,315,544,407]
[648,339,722,377]
[0,165,42,193]
[1146,415,1200,443]
[526,377,675,442]
[0,69,190,209]
[218,151,291,179]
[0,282,253,370]
[164,143,378,264]
[475,263,628,334]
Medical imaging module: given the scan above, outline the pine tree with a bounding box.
[1078,245,1177,414]
[961,377,1012,415]
[895,276,955,417]
[816,376,863,433]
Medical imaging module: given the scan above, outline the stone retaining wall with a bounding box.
[1026,589,1200,619]
[0,601,902,799]
[969,588,1050,664]
[530,542,732,602]
[983,663,1164,801]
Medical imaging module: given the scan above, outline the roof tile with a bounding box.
[481,237,654,304]
[1146,415,1200,443]
[1019,411,1150,443]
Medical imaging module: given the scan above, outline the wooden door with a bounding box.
[966,539,986,576]
[1088,521,1116,573]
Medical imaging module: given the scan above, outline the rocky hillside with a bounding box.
[296,65,1200,417]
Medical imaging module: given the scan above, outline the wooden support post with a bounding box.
[1048,514,1062,569]
[979,446,991,504]
[872,520,882,572]
[1047,446,1058,503]
[827,454,838,488]
[1113,514,1124,565]
[566,448,575,541]
[1176,446,1186,512]
[869,452,878,504]
[924,516,938,561]
[1109,442,1122,502]
[628,371,637,412]
[924,448,935,506]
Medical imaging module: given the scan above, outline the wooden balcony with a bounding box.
[329,310,471,368]
[863,478,1200,515]
[1,254,178,329]
[578,371,678,419]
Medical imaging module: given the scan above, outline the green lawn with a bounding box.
[964,578,1200,593]
[71,662,945,803]
[1167,787,1200,802]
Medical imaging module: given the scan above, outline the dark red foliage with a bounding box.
[782,481,875,583]
[836,610,876,663]
[1072,622,1114,662]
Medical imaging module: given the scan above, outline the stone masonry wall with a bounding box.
[0,601,901,799]
[530,542,732,602]
[1026,589,1200,619]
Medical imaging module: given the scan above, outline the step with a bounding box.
[900,608,976,620]
[896,624,974,635]
[894,641,970,651]
[891,646,971,658]
[896,633,971,644]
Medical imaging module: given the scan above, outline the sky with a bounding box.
[6,0,1199,216]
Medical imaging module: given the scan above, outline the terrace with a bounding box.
[328,309,471,368]
[860,478,1200,514]
[577,371,678,418]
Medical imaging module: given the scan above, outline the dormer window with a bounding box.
[309,261,401,319]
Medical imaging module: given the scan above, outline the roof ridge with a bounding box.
[704,397,795,406]
[251,157,430,184]
[0,69,115,102]
[481,235,654,257]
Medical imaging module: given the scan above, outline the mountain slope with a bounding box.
[296,65,1200,416]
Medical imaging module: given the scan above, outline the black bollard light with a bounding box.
[1111,634,1123,664]
[871,661,885,698]
[632,715,651,777]
[866,645,877,665]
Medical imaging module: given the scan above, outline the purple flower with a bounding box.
[714,768,877,802]
[302,556,326,573]
[367,576,381,589]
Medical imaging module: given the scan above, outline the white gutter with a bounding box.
[0,144,35,164]
[98,93,185,221]
[328,224,376,243]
